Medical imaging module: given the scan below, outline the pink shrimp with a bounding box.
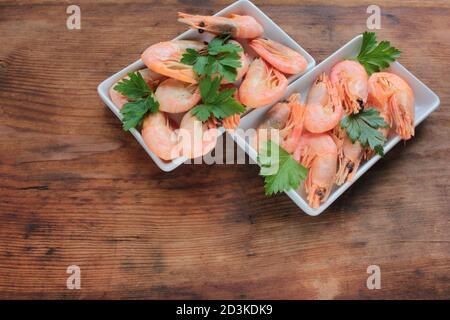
[330,60,368,114]
[109,69,162,109]
[304,73,343,133]
[250,38,307,75]
[141,112,181,161]
[255,94,304,152]
[141,40,205,84]
[142,111,219,161]
[334,132,363,185]
[293,132,338,208]
[178,112,219,159]
[178,12,264,39]
[154,78,201,113]
[239,58,288,108]
[368,72,415,140]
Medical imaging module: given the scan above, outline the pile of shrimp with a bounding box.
[257,60,415,208]
[109,12,308,161]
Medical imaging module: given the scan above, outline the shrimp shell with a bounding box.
[178,112,219,159]
[155,78,201,114]
[142,112,181,161]
[250,38,307,75]
[293,132,338,208]
[304,73,343,133]
[330,60,368,115]
[255,94,304,152]
[239,58,288,108]
[141,40,205,84]
[178,12,264,39]
[368,72,415,140]
[334,132,363,185]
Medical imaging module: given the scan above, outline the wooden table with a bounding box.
[0,0,449,299]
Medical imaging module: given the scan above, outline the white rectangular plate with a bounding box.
[229,34,440,216]
[97,0,315,172]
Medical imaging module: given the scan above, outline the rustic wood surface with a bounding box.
[0,0,449,300]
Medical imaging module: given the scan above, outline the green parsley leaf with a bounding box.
[208,35,243,55]
[180,48,200,65]
[190,105,212,122]
[113,71,159,131]
[113,71,151,100]
[217,64,238,83]
[212,99,245,119]
[217,52,242,68]
[193,56,209,75]
[191,76,245,122]
[180,35,243,82]
[257,140,308,196]
[121,95,159,131]
[357,31,401,75]
[374,145,385,157]
[199,76,221,103]
[341,108,389,156]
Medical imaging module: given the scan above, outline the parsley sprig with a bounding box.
[341,108,390,156]
[113,71,159,131]
[181,35,243,83]
[357,31,401,75]
[257,140,308,196]
[191,76,245,122]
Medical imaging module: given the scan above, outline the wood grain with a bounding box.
[0,0,449,299]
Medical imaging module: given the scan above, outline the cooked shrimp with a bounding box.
[141,112,181,161]
[178,12,264,39]
[255,100,289,150]
[178,112,219,159]
[293,132,337,208]
[239,58,288,108]
[155,78,201,113]
[250,38,307,75]
[255,94,304,152]
[335,132,363,185]
[141,40,205,84]
[143,111,219,161]
[304,73,343,133]
[368,72,415,139]
[330,60,368,114]
[109,69,162,109]
[213,40,250,84]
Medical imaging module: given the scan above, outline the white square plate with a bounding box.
[97,0,315,172]
[229,34,440,216]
